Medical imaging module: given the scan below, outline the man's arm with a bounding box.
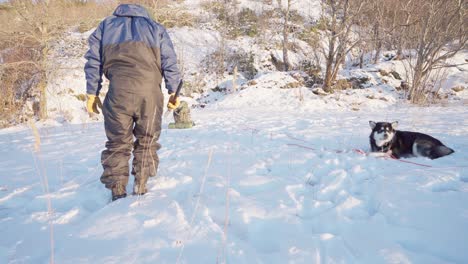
[160,28,181,94]
[84,22,104,96]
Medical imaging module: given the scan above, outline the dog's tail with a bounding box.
[431,145,455,159]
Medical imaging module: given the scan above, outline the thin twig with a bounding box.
[177,148,214,264]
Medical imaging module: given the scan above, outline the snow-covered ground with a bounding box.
[1,101,467,263]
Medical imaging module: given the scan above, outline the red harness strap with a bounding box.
[389,154,433,168]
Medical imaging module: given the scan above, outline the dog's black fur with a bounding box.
[369,121,454,159]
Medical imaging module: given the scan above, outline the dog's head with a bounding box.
[369,121,398,147]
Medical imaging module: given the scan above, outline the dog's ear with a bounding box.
[391,121,398,129]
[369,121,376,129]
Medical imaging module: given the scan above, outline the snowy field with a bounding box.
[1,0,467,262]
[1,102,467,263]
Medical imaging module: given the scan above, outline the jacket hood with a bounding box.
[113,4,151,18]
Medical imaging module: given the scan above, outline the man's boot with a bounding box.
[111,184,127,201]
[133,180,148,196]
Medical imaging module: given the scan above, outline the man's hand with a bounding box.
[167,93,180,110]
[86,94,103,114]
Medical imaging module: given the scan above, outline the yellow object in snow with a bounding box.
[86,94,103,114]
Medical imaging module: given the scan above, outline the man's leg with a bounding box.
[101,97,134,200]
[132,94,163,194]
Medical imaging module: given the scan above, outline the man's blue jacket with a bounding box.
[84,4,181,96]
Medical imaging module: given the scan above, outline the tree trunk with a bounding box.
[359,49,364,69]
[323,4,337,93]
[409,60,424,103]
[409,12,430,103]
[38,44,49,120]
[38,75,48,120]
[282,27,290,71]
[232,66,238,93]
[395,42,403,60]
[373,22,381,64]
[281,0,291,71]
[323,35,336,92]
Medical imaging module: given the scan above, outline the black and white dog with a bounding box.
[369,121,454,159]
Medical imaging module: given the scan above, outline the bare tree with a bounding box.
[392,0,417,60]
[354,19,369,69]
[404,0,467,103]
[1,0,74,120]
[370,0,385,64]
[276,0,292,71]
[0,0,115,121]
[321,0,366,92]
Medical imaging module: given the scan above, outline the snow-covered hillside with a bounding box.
[41,29,468,127]
[38,0,467,126]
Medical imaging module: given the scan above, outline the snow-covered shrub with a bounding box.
[182,75,206,96]
[334,79,351,90]
[226,50,258,80]
[202,46,258,81]
[147,3,195,28]
[202,46,226,78]
[297,60,322,87]
[237,8,259,38]
[201,2,260,39]
[297,26,321,48]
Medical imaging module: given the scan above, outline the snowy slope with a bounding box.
[1,103,468,263]
[36,0,467,126]
[42,21,468,126]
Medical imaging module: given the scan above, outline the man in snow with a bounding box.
[84,3,181,201]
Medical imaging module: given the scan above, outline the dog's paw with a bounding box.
[369,152,391,158]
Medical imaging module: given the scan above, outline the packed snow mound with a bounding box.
[346,50,468,101]
[249,72,300,89]
[196,71,399,112]
[440,49,468,94]
[169,27,221,74]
